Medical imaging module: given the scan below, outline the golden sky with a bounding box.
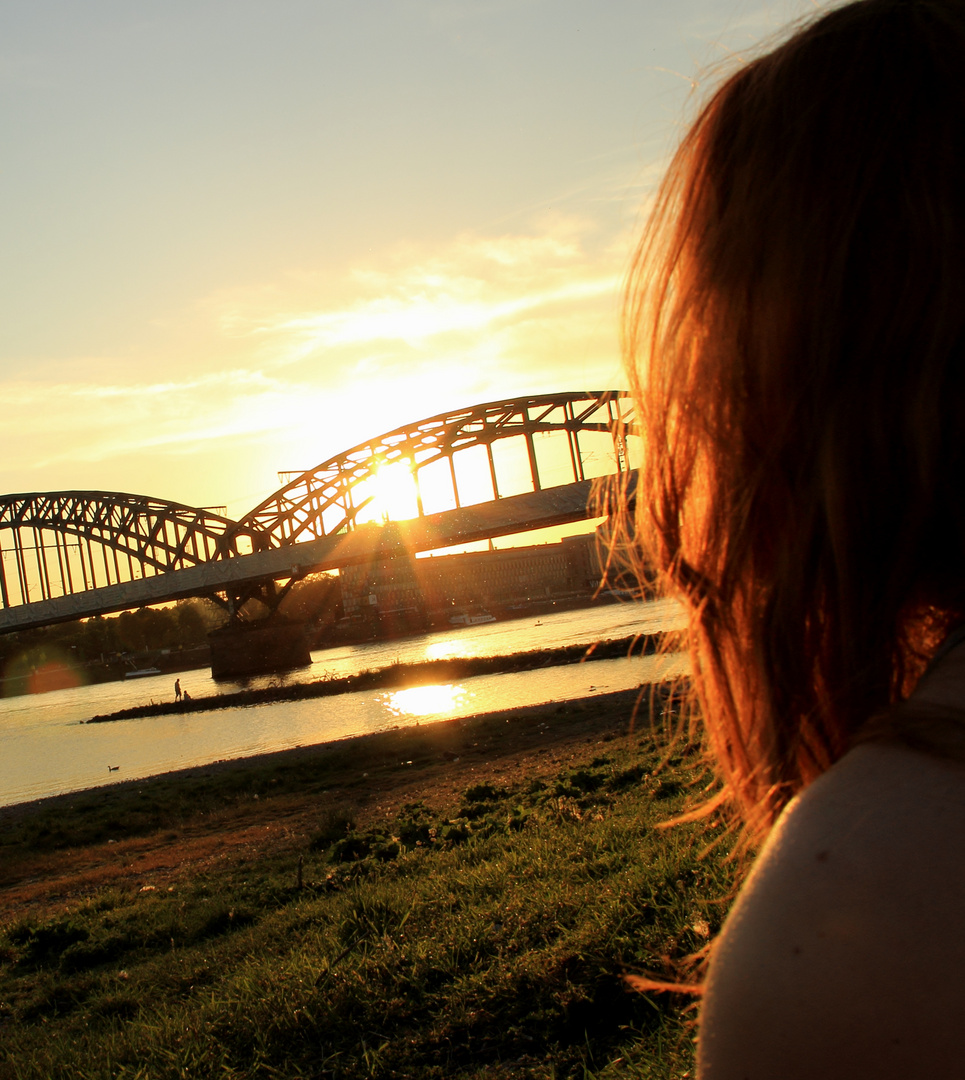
[0,0,815,521]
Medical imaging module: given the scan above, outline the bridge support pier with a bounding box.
[207,621,312,679]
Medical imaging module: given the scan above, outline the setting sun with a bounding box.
[353,461,420,524]
[352,449,504,526]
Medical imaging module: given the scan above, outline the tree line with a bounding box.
[0,573,342,678]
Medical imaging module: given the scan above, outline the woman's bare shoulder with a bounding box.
[697,740,965,1080]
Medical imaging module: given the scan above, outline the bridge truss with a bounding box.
[232,391,634,547]
[0,492,265,611]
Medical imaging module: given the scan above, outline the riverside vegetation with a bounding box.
[0,687,736,1079]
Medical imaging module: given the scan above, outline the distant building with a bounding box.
[340,548,426,629]
[338,530,605,628]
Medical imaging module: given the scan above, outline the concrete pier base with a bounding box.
[208,622,312,679]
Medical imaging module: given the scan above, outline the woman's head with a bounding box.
[627,0,965,835]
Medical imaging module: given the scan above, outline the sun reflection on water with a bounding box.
[385,683,469,717]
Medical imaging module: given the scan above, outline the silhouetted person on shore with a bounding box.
[174,678,182,702]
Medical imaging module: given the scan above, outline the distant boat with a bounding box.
[449,612,497,626]
[124,667,162,679]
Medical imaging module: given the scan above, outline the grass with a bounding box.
[0,693,735,1079]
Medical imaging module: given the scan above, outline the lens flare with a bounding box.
[3,647,87,697]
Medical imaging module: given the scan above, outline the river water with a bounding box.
[0,600,687,808]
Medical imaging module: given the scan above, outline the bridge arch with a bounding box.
[232,391,634,548]
[0,491,265,609]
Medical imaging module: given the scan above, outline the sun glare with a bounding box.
[353,452,499,525]
[354,461,420,524]
[424,640,472,661]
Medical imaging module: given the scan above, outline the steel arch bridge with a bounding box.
[0,391,634,633]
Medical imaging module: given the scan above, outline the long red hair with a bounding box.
[626,0,965,839]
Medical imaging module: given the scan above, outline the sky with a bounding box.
[0,0,818,522]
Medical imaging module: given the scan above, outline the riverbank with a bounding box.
[86,632,665,723]
[0,681,730,1080]
[1,683,662,873]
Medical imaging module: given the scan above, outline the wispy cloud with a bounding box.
[215,223,624,380]
[0,369,303,467]
[264,275,617,357]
